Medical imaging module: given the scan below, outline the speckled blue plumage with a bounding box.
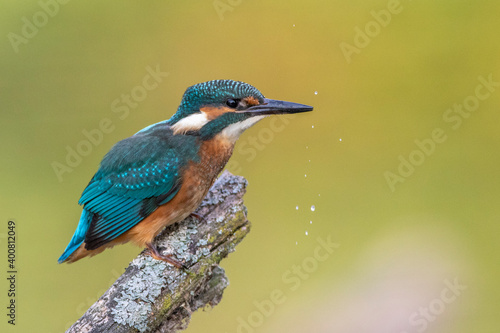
[58,125,200,263]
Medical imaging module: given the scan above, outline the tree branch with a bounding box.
[66,171,250,333]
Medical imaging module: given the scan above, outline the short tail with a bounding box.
[58,209,93,263]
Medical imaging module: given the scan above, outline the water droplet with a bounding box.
[305,231,308,236]
[295,241,298,245]
[292,24,295,27]
[308,159,311,162]
[312,125,314,129]
[339,138,342,142]
[295,205,299,210]
[304,174,307,178]
[314,91,318,95]
[311,205,316,211]
[310,220,312,224]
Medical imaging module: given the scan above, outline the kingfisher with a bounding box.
[58,80,313,267]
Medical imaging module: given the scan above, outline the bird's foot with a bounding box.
[190,212,204,221]
[146,243,186,269]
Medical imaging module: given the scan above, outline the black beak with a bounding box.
[241,98,313,116]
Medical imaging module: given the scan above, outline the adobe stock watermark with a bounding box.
[340,0,405,64]
[51,65,169,182]
[232,236,339,333]
[385,74,499,192]
[7,0,72,54]
[213,0,244,21]
[225,113,298,174]
[402,277,467,333]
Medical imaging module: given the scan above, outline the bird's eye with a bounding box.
[226,99,239,108]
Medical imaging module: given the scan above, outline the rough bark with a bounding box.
[66,171,250,333]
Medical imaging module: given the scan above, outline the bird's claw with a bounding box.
[146,243,187,269]
[189,212,204,221]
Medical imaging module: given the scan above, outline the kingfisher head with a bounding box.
[167,80,313,141]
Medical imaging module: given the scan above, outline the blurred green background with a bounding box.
[1,1,500,332]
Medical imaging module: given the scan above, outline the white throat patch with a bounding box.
[171,112,209,135]
[220,115,266,142]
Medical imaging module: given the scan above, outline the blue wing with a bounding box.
[58,126,200,263]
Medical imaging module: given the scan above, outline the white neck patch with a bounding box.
[171,112,209,135]
[220,115,266,142]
